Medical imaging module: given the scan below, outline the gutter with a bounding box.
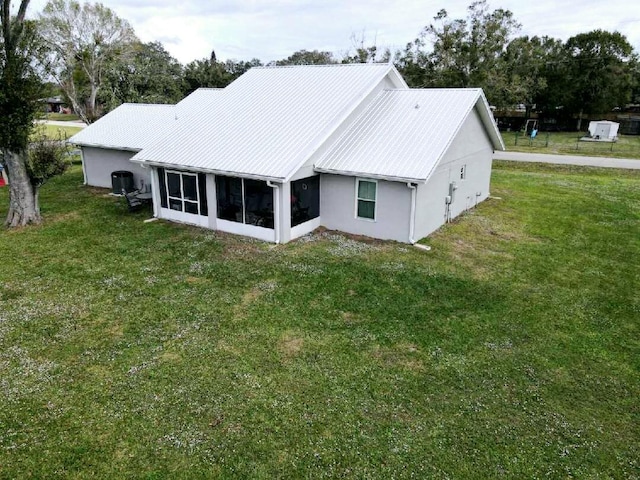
[407,182,417,244]
[266,181,280,244]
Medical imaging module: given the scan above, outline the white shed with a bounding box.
[588,120,619,140]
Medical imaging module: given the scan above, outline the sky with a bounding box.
[27,0,640,65]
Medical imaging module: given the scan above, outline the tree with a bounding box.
[340,31,388,64]
[224,58,262,79]
[501,35,564,117]
[396,0,520,106]
[183,50,233,95]
[100,41,184,111]
[38,0,137,123]
[564,30,635,130]
[1,0,40,226]
[275,49,336,66]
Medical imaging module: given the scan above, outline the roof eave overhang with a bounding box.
[133,158,286,183]
[314,166,425,184]
[70,140,142,153]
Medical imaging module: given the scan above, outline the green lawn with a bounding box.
[42,112,82,122]
[0,163,638,478]
[502,131,640,159]
[33,123,84,140]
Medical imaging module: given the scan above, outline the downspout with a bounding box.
[79,147,87,185]
[407,182,417,244]
[267,181,280,244]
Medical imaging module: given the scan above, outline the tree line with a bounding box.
[1,0,639,226]
[34,0,640,128]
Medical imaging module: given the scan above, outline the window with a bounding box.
[161,169,207,215]
[460,165,466,180]
[215,176,274,229]
[291,176,320,227]
[356,179,376,220]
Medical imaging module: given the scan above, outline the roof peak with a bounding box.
[253,63,389,70]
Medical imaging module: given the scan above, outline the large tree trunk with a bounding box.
[3,149,41,227]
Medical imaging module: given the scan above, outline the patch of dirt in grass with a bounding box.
[217,339,242,356]
[107,323,124,338]
[159,351,182,363]
[341,311,362,324]
[86,364,111,379]
[371,343,425,372]
[185,276,204,284]
[234,280,277,319]
[279,332,304,358]
[47,211,81,224]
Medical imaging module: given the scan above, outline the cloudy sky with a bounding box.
[28,0,640,64]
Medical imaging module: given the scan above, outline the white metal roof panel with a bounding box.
[315,88,504,183]
[132,64,397,180]
[69,103,177,151]
[176,88,222,116]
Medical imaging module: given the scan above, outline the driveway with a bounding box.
[493,151,640,170]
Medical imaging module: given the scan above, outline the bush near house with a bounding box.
[0,162,638,478]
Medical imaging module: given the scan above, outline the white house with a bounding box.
[70,64,505,244]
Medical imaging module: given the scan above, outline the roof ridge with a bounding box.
[253,63,389,70]
[382,88,482,92]
[121,103,176,108]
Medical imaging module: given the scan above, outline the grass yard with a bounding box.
[501,131,640,159]
[0,162,638,478]
[42,112,82,122]
[33,123,84,140]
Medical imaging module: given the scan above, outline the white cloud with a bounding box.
[27,0,640,64]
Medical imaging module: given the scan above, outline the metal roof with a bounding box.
[314,88,505,183]
[69,103,177,151]
[175,88,222,116]
[132,64,401,181]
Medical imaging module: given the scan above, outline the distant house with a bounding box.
[42,96,66,113]
[70,64,504,244]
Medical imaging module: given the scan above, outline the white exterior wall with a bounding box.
[414,107,494,240]
[82,146,149,190]
[320,174,411,243]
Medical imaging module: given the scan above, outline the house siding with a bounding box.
[82,147,149,190]
[321,174,411,243]
[414,107,494,240]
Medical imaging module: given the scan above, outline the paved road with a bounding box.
[36,119,87,128]
[494,150,640,170]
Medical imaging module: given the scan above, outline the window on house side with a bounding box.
[356,179,377,220]
[166,170,200,214]
[460,165,467,180]
[215,176,274,229]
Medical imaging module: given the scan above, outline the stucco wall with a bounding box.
[82,147,150,190]
[320,174,411,242]
[414,107,494,241]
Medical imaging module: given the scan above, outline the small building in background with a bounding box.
[587,120,619,141]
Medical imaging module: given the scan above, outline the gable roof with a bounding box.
[314,88,505,183]
[131,64,406,181]
[69,103,177,151]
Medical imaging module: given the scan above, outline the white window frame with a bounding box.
[460,165,467,180]
[165,170,200,215]
[355,178,377,222]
